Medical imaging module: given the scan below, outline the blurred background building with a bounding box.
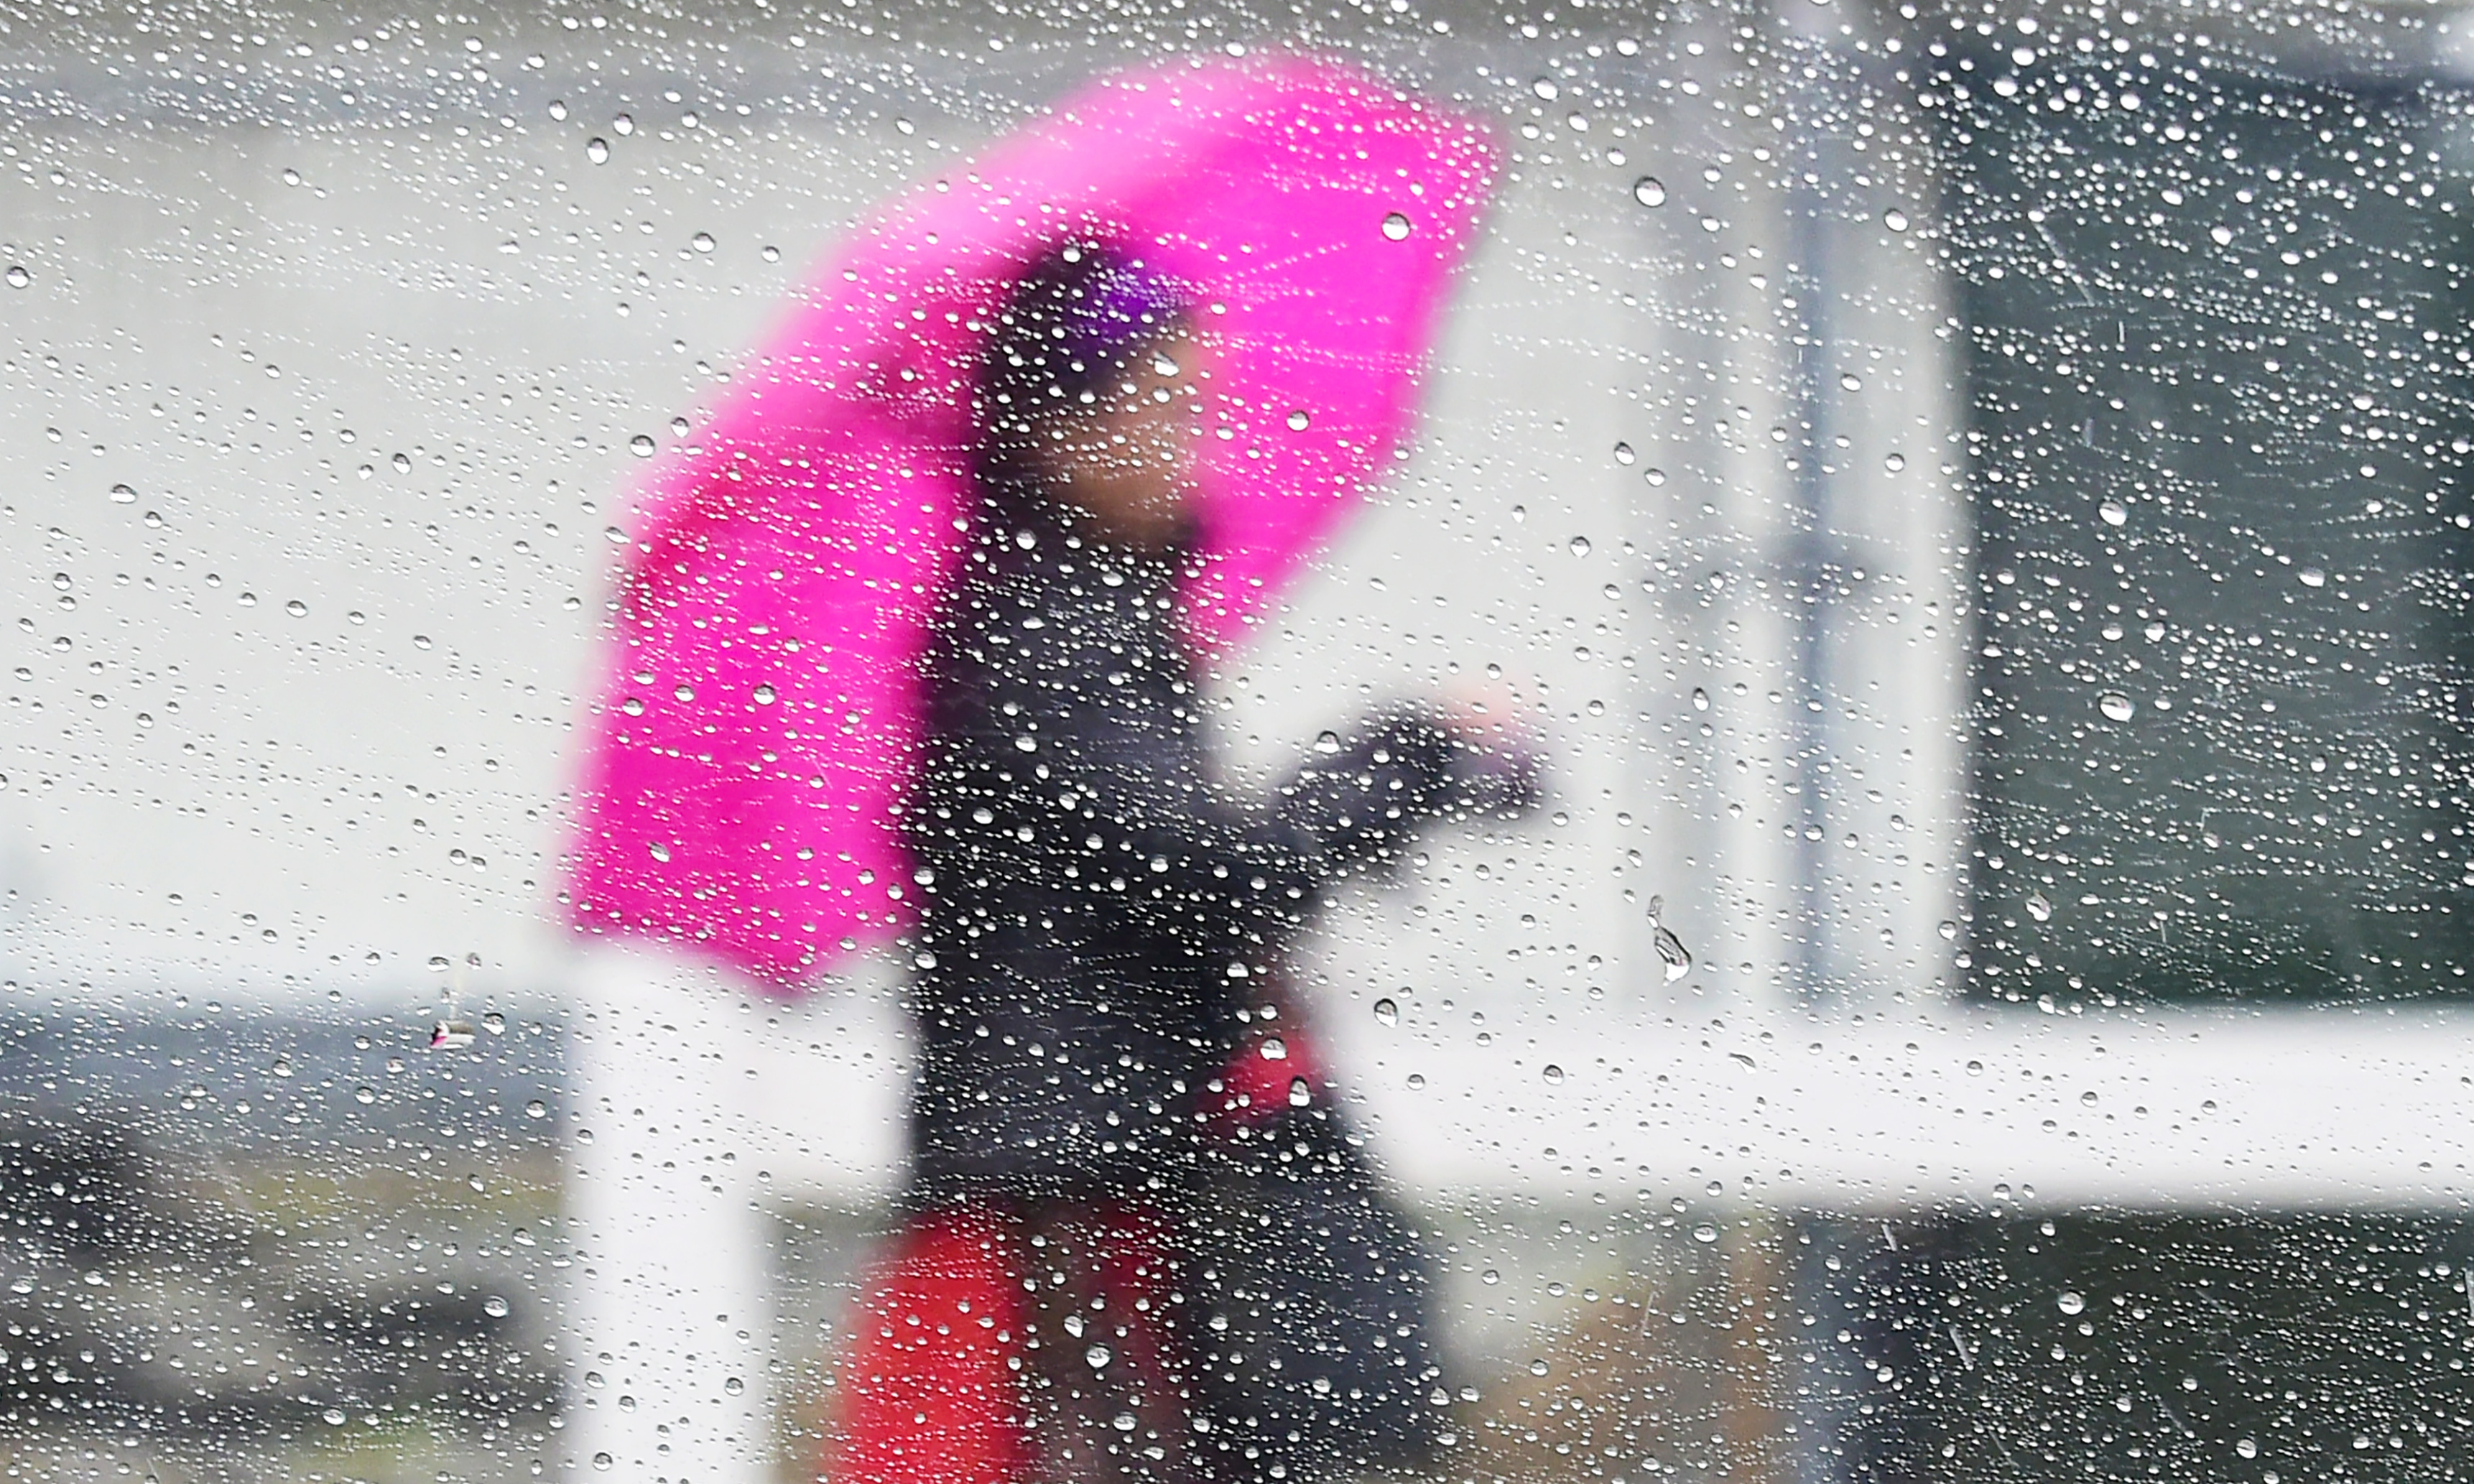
[7,0,2474,1479]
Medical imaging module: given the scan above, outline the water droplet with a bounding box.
[1085,1344,1113,1371]
[1372,997,1399,1026]
[649,840,673,863]
[1532,76,1560,100]
[284,600,307,618]
[2237,1439,2258,1460]
[412,634,433,649]
[1883,208,1910,232]
[1259,1037,1287,1062]
[1692,1223,1718,1243]
[1529,1357,1552,1376]
[548,98,569,121]
[1569,534,1593,557]
[592,1452,613,1471]
[354,1085,375,1104]
[323,1409,348,1426]
[1286,408,1310,431]
[1381,210,1412,241]
[1647,896,1692,983]
[1690,687,1710,711]
[1965,1059,1983,1075]
[724,1376,746,1396]
[271,1056,292,1077]
[483,1295,510,1318]
[2098,692,2136,723]
[1884,451,1907,472]
[1613,441,1636,465]
[526,1099,547,1118]
[611,113,634,135]
[2210,223,2235,246]
[4,266,28,290]
[1287,1076,1312,1107]
[1542,1064,1565,1085]
[1481,1268,1500,1284]
[2298,566,2327,588]
[2099,499,2128,527]
[1840,372,1863,392]
[762,245,782,263]
[2026,891,2052,922]
[1633,177,1667,208]
[753,683,777,705]
[585,137,610,164]
[1938,919,1959,940]
[108,483,136,504]
[2057,1291,2086,1315]
[691,231,715,254]
[630,434,656,457]
[429,1019,476,1051]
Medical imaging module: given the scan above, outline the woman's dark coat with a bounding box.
[902,508,1474,1206]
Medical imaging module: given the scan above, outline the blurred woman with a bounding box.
[855,241,1527,1484]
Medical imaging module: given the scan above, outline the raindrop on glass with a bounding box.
[3,266,28,290]
[2298,566,2327,588]
[1692,1223,1718,1243]
[630,435,657,457]
[1632,177,1667,208]
[483,1295,510,1318]
[1883,208,1910,232]
[611,113,634,135]
[1287,1076,1311,1107]
[2025,891,2052,922]
[692,231,716,254]
[2099,499,2128,527]
[586,137,610,164]
[1381,211,1412,241]
[2098,692,2136,723]
[1085,1344,1113,1371]
[429,1019,477,1051]
[526,1099,547,1118]
[1691,687,1710,711]
[1372,997,1399,1026]
[1287,408,1310,431]
[1569,535,1592,557]
[2057,1291,2087,1315]
[1647,895,1692,982]
[108,483,136,504]
[1542,1064,1565,1085]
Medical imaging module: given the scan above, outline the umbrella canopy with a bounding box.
[563,56,1501,990]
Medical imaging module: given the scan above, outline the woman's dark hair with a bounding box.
[973,241,1193,495]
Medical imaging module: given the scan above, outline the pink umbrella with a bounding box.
[562,56,1500,991]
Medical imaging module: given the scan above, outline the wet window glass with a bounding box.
[6,4,2472,1484]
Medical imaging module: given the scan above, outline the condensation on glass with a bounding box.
[3,1,2472,1482]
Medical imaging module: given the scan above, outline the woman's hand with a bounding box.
[1433,680,1546,820]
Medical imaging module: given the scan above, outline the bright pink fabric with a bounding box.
[563,57,1499,989]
